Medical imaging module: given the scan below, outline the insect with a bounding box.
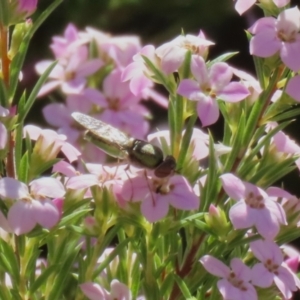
[71,112,176,178]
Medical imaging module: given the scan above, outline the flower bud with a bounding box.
[8,20,32,60]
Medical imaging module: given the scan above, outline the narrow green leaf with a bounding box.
[0,78,8,107]
[29,265,57,294]
[18,61,57,123]
[173,274,192,298]
[208,51,239,66]
[19,151,29,183]
[0,240,20,284]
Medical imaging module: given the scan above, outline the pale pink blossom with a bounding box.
[249,7,300,71]
[200,255,257,300]
[266,122,300,171]
[94,69,150,139]
[35,46,103,96]
[177,56,249,126]
[24,124,81,163]
[50,23,88,59]
[220,173,287,239]
[121,173,199,222]
[0,177,64,235]
[80,280,131,300]
[234,0,290,15]
[250,239,300,299]
[122,45,168,107]
[156,31,214,74]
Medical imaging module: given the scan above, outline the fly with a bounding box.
[71,112,176,178]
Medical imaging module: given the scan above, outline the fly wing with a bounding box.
[71,112,131,158]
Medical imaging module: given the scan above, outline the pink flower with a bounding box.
[266,122,300,171]
[50,23,88,59]
[122,45,168,107]
[80,280,131,300]
[35,45,103,96]
[249,7,300,71]
[121,174,199,222]
[0,177,64,235]
[93,69,150,139]
[156,31,214,74]
[17,0,37,15]
[24,125,81,163]
[250,239,300,299]
[200,255,257,300]
[234,0,290,15]
[220,173,287,239]
[177,56,249,126]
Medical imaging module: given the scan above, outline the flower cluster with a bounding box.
[1,0,300,299]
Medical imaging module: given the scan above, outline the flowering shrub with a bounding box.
[1,0,300,299]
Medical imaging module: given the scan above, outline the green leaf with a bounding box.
[223,111,245,172]
[18,151,29,183]
[18,61,57,123]
[173,274,192,298]
[29,265,57,294]
[0,239,20,285]
[142,55,175,94]
[207,51,239,66]
[0,78,8,107]
[47,242,81,300]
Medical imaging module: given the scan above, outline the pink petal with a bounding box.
[197,96,219,126]
[42,103,71,127]
[165,175,199,210]
[140,194,169,222]
[52,160,77,177]
[190,56,208,83]
[160,46,186,74]
[273,0,290,7]
[177,79,202,101]
[251,263,274,287]
[218,82,250,102]
[66,174,99,190]
[229,201,255,229]
[33,200,60,228]
[235,0,256,15]
[200,255,230,277]
[8,201,36,235]
[274,269,294,299]
[80,282,107,300]
[0,177,28,199]
[209,62,232,88]
[122,177,150,202]
[110,280,131,300]
[77,59,103,77]
[37,80,61,97]
[255,209,281,239]
[286,75,300,102]
[230,258,252,282]
[280,40,300,72]
[30,177,65,198]
[220,173,246,200]
[249,30,280,57]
